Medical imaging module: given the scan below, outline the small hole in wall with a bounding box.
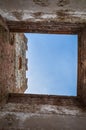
[11,74,13,77]
[10,35,14,45]
[19,57,22,70]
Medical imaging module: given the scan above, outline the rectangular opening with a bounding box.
[24,33,78,96]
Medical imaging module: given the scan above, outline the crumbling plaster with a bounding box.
[0,93,86,130]
[0,0,86,23]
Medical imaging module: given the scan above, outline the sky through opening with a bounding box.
[25,33,78,96]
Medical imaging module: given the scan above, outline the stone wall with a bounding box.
[78,29,86,105]
[10,33,28,93]
[0,16,14,103]
[0,16,28,104]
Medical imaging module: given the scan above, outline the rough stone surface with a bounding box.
[0,16,11,104]
[7,93,83,107]
[10,33,28,93]
[7,21,85,33]
[0,0,86,23]
[0,112,86,130]
[78,29,86,105]
[0,94,86,130]
[0,17,28,104]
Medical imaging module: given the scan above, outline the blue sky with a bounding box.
[25,33,78,96]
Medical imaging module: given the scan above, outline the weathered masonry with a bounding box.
[0,16,28,103]
[0,0,86,130]
[10,33,28,93]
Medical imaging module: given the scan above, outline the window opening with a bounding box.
[25,33,78,96]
